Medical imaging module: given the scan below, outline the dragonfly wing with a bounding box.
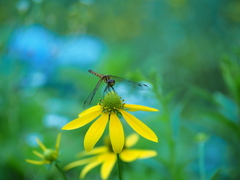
[83,78,103,108]
[109,75,149,90]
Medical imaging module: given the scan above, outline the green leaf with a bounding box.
[210,169,221,180]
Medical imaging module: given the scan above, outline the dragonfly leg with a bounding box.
[110,86,115,92]
[103,85,109,97]
[102,85,115,99]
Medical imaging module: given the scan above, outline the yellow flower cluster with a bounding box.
[62,91,158,153]
[26,91,159,180]
[64,134,157,179]
[61,91,159,179]
[26,133,61,165]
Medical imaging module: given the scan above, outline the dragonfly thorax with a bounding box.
[107,79,115,87]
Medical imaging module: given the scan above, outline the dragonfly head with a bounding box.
[107,79,115,87]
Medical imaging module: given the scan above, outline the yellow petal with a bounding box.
[120,149,157,162]
[109,113,124,153]
[25,159,48,165]
[84,113,109,152]
[125,133,139,148]
[78,146,108,157]
[55,133,61,151]
[64,157,97,171]
[62,110,101,130]
[120,110,158,142]
[119,150,139,162]
[80,159,103,179]
[36,138,47,151]
[137,150,157,159]
[124,104,159,112]
[33,150,44,158]
[79,105,102,117]
[101,153,117,180]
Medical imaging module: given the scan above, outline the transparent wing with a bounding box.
[109,75,149,90]
[83,78,104,108]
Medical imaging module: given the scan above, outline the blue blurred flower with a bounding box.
[57,35,106,67]
[26,132,43,147]
[8,25,106,91]
[9,25,56,70]
[43,113,69,129]
[9,25,106,70]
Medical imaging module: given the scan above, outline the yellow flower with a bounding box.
[62,91,158,153]
[64,133,157,180]
[26,133,61,165]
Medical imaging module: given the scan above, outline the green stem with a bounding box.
[117,153,123,180]
[198,142,206,180]
[55,163,68,180]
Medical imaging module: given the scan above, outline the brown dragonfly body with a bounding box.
[89,70,115,89]
[84,70,148,107]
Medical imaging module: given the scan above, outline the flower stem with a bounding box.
[117,153,123,180]
[55,163,68,180]
[198,142,206,180]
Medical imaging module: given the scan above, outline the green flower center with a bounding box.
[101,91,124,113]
[43,149,57,162]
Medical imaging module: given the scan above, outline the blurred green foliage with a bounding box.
[0,0,240,179]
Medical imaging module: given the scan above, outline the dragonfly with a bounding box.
[83,70,149,108]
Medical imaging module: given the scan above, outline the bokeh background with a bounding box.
[0,0,240,179]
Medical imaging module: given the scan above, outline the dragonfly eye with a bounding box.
[107,79,115,87]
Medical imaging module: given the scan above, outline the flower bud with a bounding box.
[43,149,58,162]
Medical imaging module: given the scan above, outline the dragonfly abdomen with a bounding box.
[88,70,103,78]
